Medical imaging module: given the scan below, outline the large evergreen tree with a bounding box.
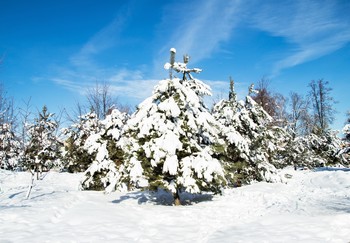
[120,50,226,204]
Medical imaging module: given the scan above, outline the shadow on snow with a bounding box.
[313,167,350,172]
[0,205,31,210]
[111,189,214,206]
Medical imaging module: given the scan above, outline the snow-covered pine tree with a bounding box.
[267,125,292,169]
[81,108,128,192]
[120,49,226,204]
[344,111,350,142]
[212,78,250,186]
[25,106,61,179]
[213,82,289,185]
[318,131,343,166]
[288,131,344,168]
[0,123,20,170]
[242,85,291,180]
[341,112,350,164]
[63,111,101,172]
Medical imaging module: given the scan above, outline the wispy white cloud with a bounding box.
[109,68,144,83]
[50,0,350,109]
[69,15,126,68]
[50,66,154,103]
[51,78,86,95]
[49,6,157,104]
[109,79,159,100]
[248,0,350,76]
[155,0,350,78]
[154,0,242,73]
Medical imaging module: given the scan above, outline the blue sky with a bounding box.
[1,0,349,131]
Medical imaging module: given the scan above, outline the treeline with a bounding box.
[0,51,349,205]
[249,78,337,138]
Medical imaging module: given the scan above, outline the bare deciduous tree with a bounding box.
[288,92,310,137]
[115,102,133,115]
[66,81,133,125]
[251,77,288,127]
[251,78,277,118]
[65,100,86,124]
[273,93,288,127]
[86,82,115,119]
[308,79,336,134]
[0,82,15,126]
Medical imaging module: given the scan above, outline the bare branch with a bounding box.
[308,79,336,134]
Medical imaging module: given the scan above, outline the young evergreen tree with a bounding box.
[0,123,20,170]
[62,111,101,172]
[25,106,61,179]
[245,85,292,171]
[340,111,350,164]
[81,109,128,192]
[0,82,18,170]
[286,131,343,168]
[212,78,250,186]
[120,49,226,205]
[213,81,291,186]
[320,131,344,166]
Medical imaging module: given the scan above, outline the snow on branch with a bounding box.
[164,48,202,81]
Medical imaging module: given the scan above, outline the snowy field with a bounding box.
[1,168,350,243]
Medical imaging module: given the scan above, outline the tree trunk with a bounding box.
[39,164,43,180]
[26,171,34,199]
[173,189,181,206]
[36,164,39,180]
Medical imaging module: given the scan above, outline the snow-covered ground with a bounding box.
[1,168,349,242]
